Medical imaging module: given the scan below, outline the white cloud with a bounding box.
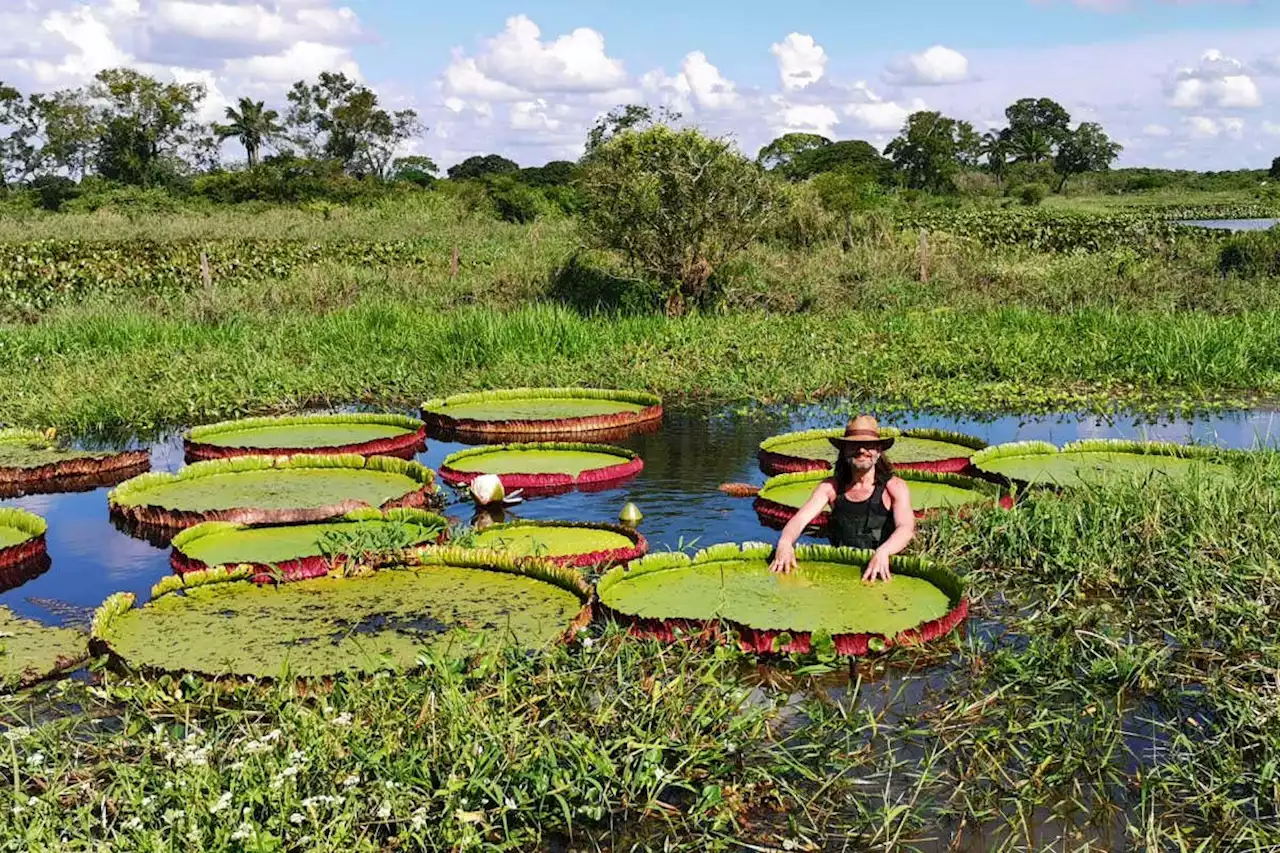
[769,100,840,138]
[223,40,359,86]
[1170,49,1261,108]
[771,33,826,90]
[1184,115,1246,139]
[442,53,524,101]
[1143,123,1171,136]
[470,15,626,94]
[1263,120,1280,136]
[883,45,971,86]
[642,51,742,112]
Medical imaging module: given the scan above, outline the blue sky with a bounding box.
[0,1,1277,169]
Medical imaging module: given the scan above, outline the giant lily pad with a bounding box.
[971,439,1235,489]
[109,454,436,530]
[170,508,449,582]
[598,543,967,656]
[0,606,87,691]
[439,442,643,496]
[468,520,647,568]
[0,428,150,494]
[753,469,1010,532]
[422,388,662,440]
[92,551,591,678]
[758,427,987,476]
[184,413,426,462]
[0,508,46,570]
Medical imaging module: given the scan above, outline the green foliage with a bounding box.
[579,125,786,315]
[789,139,891,183]
[756,132,831,174]
[483,175,551,224]
[1218,226,1280,278]
[90,68,206,187]
[1016,182,1049,206]
[283,72,421,179]
[885,111,980,193]
[1271,156,1280,181]
[584,103,681,153]
[213,97,283,168]
[1054,122,1123,192]
[446,154,519,181]
[517,160,576,187]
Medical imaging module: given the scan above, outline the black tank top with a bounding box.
[828,479,895,550]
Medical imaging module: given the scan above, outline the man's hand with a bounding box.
[769,542,797,574]
[863,549,892,582]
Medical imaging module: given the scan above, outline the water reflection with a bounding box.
[0,403,1275,626]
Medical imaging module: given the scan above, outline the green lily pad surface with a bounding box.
[446,448,628,476]
[433,398,646,420]
[97,563,587,677]
[758,470,999,513]
[0,606,86,690]
[973,441,1234,488]
[600,546,956,637]
[759,428,984,470]
[122,468,417,511]
[194,423,414,449]
[473,523,636,559]
[0,429,120,469]
[0,527,35,549]
[174,514,446,568]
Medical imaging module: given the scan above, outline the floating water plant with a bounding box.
[184,413,426,462]
[170,508,449,582]
[465,520,647,568]
[757,427,987,476]
[598,543,967,656]
[422,387,663,439]
[438,442,643,496]
[0,428,150,492]
[0,508,47,571]
[92,550,591,678]
[109,454,436,530]
[971,439,1235,489]
[0,606,87,691]
[752,469,1011,532]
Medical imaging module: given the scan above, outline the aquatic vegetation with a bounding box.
[108,454,436,530]
[598,543,967,656]
[422,387,663,439]
[466,520,647,568]
[0,507,46,570]
[93,551,590,678]
[169,508,448,582]
[0,428,150,490]
[972,438,1236,488]
[184,413,426,462]
[438,442,643,496]
[0,606,86,691]
[757,426,987,475]
[752,468,1009,531]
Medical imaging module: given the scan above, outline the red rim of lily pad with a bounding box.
[0,508,48,572]
[757,427,988,476]
[596,543,968,657]
[183,413,427,463]
[462,520,649,569]
[0,554,51,596]
[169,508,450,583]
[0,429,151,488]
[109,454,437,531]
[438,442,644,497]
[751,469,1014,532]
[421,388,663,439]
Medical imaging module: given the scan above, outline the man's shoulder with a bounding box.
[885,476,911,495]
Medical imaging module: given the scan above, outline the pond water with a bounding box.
[1177,217,1279,232]
[2,402,1276,628]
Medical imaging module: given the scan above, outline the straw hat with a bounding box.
[827,415,895,451]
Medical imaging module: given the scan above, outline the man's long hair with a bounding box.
[833,450,894,494]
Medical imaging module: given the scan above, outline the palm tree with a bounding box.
[980,131,1009,184]
[1007,126,1053,164]
[213,97,282,168]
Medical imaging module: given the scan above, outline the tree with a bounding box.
[979,130,1011,183]
[0,82,33,187]
[788,139,891,183]
[447,154,518,181]
[1053,122,1123,192]
[89,68,206,186]
[756,132,831,173]
[884,111,978,193]
[584,104,681,154]
[999,97,1072,164]
[285,72,421,178]
[213,97,283,167]
[579,125,785,316]
[391,155,438,186]
[30,89,98,180]
[517,160,576,187]
[1269,157,1280,181]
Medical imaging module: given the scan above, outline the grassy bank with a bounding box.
[3,453,1277,851]
[3,300,1277,432]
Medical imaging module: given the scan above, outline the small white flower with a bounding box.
[3,726,31,742]
[209,792,232,814]
[289,812,305,825]
[26,752,44,768]
[162,808,185,824]
[26,796,38,806]
[653,766,666,782]
[410,807,428,831]
[377,801,392,819]
[473,743,484,757]
[331,713,352,727]
[504,797,516,810]
[123,817,142,830]
[287,750,305,764]
[581,637,595,648]
[230,823,254,841]
[141,796,155,808]
[341,773,360,787]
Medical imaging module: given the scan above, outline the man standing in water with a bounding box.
[768,415,915,581]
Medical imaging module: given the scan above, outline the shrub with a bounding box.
[484,176,550,224]
[28,176,82,212]
[1218,227,1280,278]
[1016,183,1049,206]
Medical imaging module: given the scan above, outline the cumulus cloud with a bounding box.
[1184,115,1246,139]
[1143,123,1172,136]
[771,33,826,90]
[1169,49,1261,108]
[883,45,971,86]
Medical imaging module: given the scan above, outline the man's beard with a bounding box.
[852,457,875,472]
